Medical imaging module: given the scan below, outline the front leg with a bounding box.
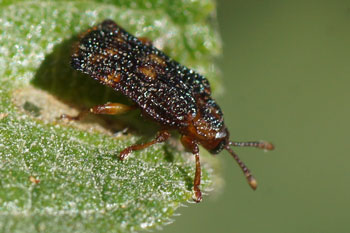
[181,135,202,203]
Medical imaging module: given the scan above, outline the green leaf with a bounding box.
[0,0,222,232]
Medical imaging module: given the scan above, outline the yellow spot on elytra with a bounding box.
[139,66,157,79]
[102,77,114,86]
[107,73,121,83]
[149,54,166,66]
[106,48,118,55]
[114,73,121,83]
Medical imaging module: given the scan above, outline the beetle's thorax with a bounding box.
[181,97,230,154]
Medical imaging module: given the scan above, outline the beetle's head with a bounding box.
[185,97,274,190]
[201,126,230,154]
[189,115,274,191]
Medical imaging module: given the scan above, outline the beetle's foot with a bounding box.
[119,148,132,160]
[193,189,202,203]
[60,114,80,121]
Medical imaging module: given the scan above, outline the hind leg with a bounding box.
[61,103,134,120]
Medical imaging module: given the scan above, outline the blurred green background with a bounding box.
[163,1,350,233]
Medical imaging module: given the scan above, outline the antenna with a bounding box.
[229,141,274,150]
[225,146,257,190]
[225,141,274,190]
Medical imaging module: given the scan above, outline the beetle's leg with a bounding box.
[61,103,135,121]
[181,135,202,203]
[193,153,202,203]
[119,130,171,160]
[229,141,274,151]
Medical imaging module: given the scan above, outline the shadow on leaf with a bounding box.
[31,37,158,136]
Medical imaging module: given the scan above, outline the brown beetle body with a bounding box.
[67,20,274,202]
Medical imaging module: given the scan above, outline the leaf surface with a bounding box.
[0,1,221,232]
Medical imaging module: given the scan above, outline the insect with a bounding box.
[63,20,274,202]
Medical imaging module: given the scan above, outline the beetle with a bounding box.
[63,20,274,202]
